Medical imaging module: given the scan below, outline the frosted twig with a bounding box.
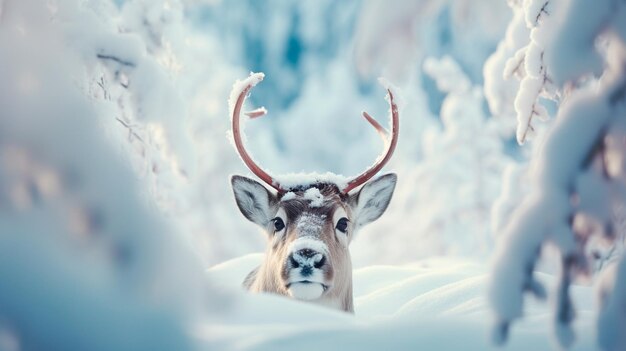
[116,117,144,143]
[97,54,136,68]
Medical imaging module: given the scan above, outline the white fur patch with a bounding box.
[354,174,396,228]
[288,282,324,300]
[288,269,325,286]
[232,176,271,225]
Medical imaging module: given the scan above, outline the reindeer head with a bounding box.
[228,73,399,310]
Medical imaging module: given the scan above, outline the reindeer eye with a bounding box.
[273,217,285,232]
[336,217,349,234]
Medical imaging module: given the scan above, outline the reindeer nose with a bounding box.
[297,248,318,259]
[290,248,326,272]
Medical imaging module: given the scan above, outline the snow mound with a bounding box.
[201,255,596,350]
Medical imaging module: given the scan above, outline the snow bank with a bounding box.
[201,254,595,351]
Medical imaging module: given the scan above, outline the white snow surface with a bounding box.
[228,72,266,121]
[201,254,596,351]
[280,191,296,201]
[303,187,324,207]
[274,172,349,192]
[288,237,330,257]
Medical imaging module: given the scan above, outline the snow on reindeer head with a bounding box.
[228,72,399,313]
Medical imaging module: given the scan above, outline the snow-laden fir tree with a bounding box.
[361,56,512,260]
[487,0,626,350]
[0,0,220,348]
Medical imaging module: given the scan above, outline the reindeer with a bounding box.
[228,73,399,313]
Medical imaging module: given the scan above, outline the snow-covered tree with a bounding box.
[484,0,562,145]
[0,0,220,348]
[354,0,511,84]
[348,1,517,265]
[414,56,512,256]
[488,0,626,350]
[353,56,512,262]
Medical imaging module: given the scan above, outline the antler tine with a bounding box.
[245,107,267,119]
[231,73,282,192]
[361,111,390,142]
[343,88,399,194]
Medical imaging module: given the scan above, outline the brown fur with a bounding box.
[244,184,355,313]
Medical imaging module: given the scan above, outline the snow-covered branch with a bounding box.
[484,0,560,144]
[489,0,626,349]
[0,0,222,348]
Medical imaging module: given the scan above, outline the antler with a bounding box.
[229,73,399,194]
[342,87,399,194]
[230,73,283,192]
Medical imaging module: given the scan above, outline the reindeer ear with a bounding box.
[350,173,397,229]
[231,175,277,226]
